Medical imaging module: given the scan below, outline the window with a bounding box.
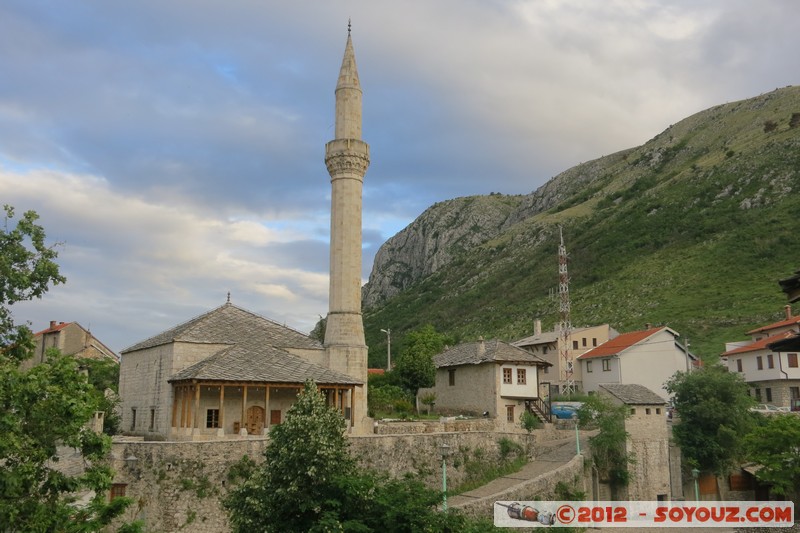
[543,346,548,354]
[757,356,763,370]
[506,405,515,422]
[448,369,456,386]
[517,369,526,385]
[130,408,137,431]
[206,409,220,428]
[572,340,579,350]
[788,353,798,368]
[543,365,549,374]
[646,408,651,415]
[656,408,661,415]
[582,338,587,347]
[586,361,593,373]
[765,388,772,402]
[754,388,762,400]
[503,368,512,384]
[630,408,636,415]
[592,338,597,347]
[736,359,743,372]
[768,354,774,369]
[602,358,610,371]
[791,386,800,399]
[149,408,155,431]
[110,484,127,502]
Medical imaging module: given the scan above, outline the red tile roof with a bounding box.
[33,321,72,335]
[745,315,800,335]
[577,327,665,360]
[721,331,795,356]
[367,368,385,375]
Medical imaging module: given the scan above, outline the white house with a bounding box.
[577,326,694,400]
[721,305,800,408]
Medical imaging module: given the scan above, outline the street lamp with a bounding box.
[381,328,392,370]
[691,468,700,501]
[439,443,451,511]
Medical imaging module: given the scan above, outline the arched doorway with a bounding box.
[246,405,265,435]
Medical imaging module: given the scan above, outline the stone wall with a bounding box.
[109,426,565,532]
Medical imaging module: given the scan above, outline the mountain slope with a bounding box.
[363,86,800,364]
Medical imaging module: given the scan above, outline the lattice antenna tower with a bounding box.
[558,226,575,396]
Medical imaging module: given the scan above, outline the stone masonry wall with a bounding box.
[109,427,564,532]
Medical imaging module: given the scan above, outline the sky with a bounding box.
[2,1,798,354]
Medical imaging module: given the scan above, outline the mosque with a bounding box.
[118,28,372,437]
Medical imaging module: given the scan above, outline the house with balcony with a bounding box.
[721,305,800,409]
[424,338,552,426]
[512,319,617,395]
[577,326,694,401]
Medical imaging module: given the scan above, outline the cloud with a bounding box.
[1,0,798,351]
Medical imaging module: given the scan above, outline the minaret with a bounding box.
[324,24,370,428]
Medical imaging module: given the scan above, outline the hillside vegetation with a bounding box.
[362,86,800,364]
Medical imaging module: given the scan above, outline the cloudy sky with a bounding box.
[2,0,798,353]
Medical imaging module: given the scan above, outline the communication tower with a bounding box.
[558,226,575,396]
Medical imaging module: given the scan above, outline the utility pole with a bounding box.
[381,328,391,370]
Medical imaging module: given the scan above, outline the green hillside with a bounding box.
[363,86,800,365]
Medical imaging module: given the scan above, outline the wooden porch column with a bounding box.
[241,385,248,433]
[193,383,201,430]
[219,385,225,431]
[264,386,270,428]
[350,387,355,427]
[171,386,179,427]
[181,386,188,428]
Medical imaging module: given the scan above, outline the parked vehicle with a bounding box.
[551,404,579,419]
[749,404,782,414]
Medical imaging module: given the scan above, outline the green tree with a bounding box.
[0,205,137,531]
[394,324,452,395]
[578,394,632,488]
[225,380,486,532]
[665,364,755,475]
[79,357,122,435]
[743,414,800,497]
[309,315,326,343]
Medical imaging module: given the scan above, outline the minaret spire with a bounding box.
[324,27,370,429]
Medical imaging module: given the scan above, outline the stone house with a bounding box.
[597,383,673,501]
[721,305,800,409]
[425,338,551,426]
[23,320,119,370]
[118,302,361,440]
[577,326,694,400]
[513,320,617,394]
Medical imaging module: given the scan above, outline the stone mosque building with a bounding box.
[118,29,372,438]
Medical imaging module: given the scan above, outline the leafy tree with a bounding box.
[79,357,122,435]
[394,324,452,395]
[665,364,755,475]
[0,205,137,531]
[225,380,489,532]
[309,315,326,343]
[578,394,632,488]
[743,414,800,497]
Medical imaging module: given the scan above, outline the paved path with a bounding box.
[448,434,588,508]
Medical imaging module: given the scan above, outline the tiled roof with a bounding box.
[124,302,357,385]
[599,383,667,405]
[169,344,360,384]
[721,331,795,356]
[577,328,666,360]
[512,331,559,347]
[33,322,72,335]
[745,315,800,335]
[433,339,551,368]
[121,303,322,353]
[768,333,800,352]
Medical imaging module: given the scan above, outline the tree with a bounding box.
[665,364,755,475]
[743,414,800,497]
[225,380,481,532]
[309,315,326,343]
[394,324,452,395]
[0,205,137,531]
[578,394,632,488]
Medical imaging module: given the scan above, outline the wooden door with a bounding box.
[270,409,281,425]
[246,405,265,434]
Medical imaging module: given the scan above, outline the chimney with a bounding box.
[49,320,57,329]
[478,336,485,356]
[534,318,542,336]
[786,305,793,320]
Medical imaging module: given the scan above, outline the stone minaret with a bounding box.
[324,26,369,429]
